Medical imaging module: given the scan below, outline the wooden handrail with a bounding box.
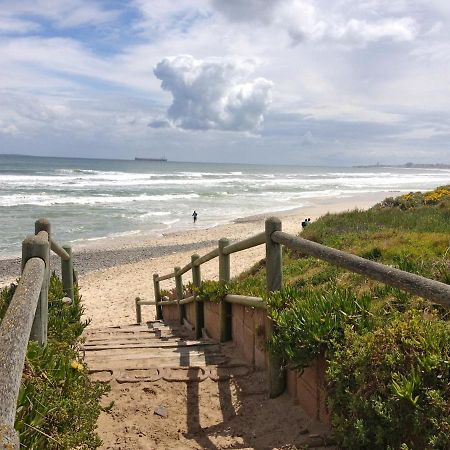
[0,257,46,447]
[222,232,265,255]
[150,217,450,398]
[179,295,195,305]
[158,272,176,281]
[50,238,70,261]
[272,231,450,308]
[178,261,193,276]
[1,218,77,448]
[224,294,266,309]
[194,248,219,266]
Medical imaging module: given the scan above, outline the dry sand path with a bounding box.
[85,321,335,450]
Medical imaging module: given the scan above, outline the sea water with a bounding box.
[0,154,449,258]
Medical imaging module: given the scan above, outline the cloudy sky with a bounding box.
[0,0,449,165]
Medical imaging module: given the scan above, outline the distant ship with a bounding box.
[134,157,168,162]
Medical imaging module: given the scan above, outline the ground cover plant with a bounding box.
[194,185,450,449]
[0,275,109,449]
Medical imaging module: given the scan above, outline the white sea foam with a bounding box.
[1,156,449,257]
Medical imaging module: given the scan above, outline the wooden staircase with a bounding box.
[82,321,252,385]
[81,321,336,449]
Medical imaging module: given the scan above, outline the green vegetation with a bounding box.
[0,275,109,449]
[328,310,450,450]
[194,185,450,449]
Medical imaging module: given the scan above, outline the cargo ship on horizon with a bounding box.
[134,156,168,162]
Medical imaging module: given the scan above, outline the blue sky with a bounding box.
[0,0,449,165]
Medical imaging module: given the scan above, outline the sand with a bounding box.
[76,191,391,328]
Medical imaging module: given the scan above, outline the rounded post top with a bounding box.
[174,266,181,274]
[153,273,159,280]
[265,216,282,226]
[265,217,282,238]
[35,218,51,235]
[22,233,49,248]
[218,238,230,250]
[191,254,200,261]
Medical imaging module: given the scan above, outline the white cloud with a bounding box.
[0,16,41,34]
[153,55,273,132]
[0,0,120,29]
[213,0,418,46]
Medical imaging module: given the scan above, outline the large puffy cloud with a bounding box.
[153,55,273,132]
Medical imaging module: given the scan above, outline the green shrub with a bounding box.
[16,342,107,449]
[194,280,229,302]
[328,311,450,449]
[268,286,373,369]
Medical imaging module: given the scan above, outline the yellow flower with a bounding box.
[71,360,84,371]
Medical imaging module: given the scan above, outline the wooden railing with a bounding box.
[0,219,75,449]
[138,217,450,398]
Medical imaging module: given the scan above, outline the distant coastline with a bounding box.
[354,163,450,169]
[134,157,168,162]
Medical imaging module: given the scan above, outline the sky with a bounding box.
[0,0,449,165]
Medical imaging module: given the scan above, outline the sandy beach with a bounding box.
[0,191,392,327]
[77,191,392,327]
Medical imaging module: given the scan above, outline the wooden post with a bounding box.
[22,234,49,346]
[34,218,51,280]
[265,217,285,397]
[192,254,203,339]
[153,274,163,320]
[135,297,142,324]
[61,245,74,302]
[174,266,184,325]
[218,238,231,342]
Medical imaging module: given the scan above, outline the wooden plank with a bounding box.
[81,341,219,351]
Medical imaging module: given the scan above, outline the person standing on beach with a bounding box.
[192,210,198,223]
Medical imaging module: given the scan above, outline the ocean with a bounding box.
[0,154,449,259]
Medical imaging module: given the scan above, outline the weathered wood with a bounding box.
[81,341,219,351]
[50,238,70,261]
[153,273,163,320]
[224,294,266,309]
[265,217,285,398]
[194,248,219,266]
[192,254,203,339]
[178,261,193,276]
[272,231,450,308]
[135,297,142,324]
[22,232,49,346]
[137,300,157,306]
[175,266,184,325]
[61,245,74,301]
[35,218,51,238]
[0,257,45,449]
[222,232,265,255]
[158,271,175,281]
[219,238,231,342]
[265,218,283,293]
[159,300,179,306]
[34,220,51,347]
[179,295,195,305]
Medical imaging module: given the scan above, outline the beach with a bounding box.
[39,191,389,328]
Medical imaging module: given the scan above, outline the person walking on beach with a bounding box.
[192,210,198,223]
